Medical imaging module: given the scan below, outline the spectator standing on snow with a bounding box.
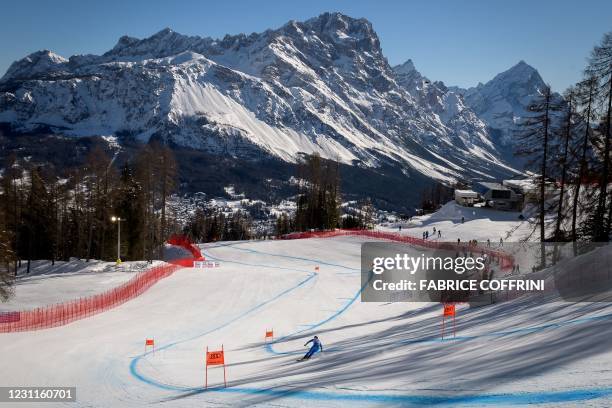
[426,231,429,239]
[438,229,441,238]
[500,237,504,247]
[461,216,465,224]
[301,336,323,360]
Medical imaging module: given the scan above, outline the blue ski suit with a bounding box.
[304,337,322,359]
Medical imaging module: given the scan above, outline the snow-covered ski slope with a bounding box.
[381,201,533,243]
[1,235,612,407]
[1,259,164,311]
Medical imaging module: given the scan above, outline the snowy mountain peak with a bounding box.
[289,12,380,53]
[457,61,549,165]
[0,13,520,185]
[103,28,208,60]
[489,60,544,89]
[304,12,373,35]
[110,35,144,53]
[1,50,68,82]
[393,59,417,75]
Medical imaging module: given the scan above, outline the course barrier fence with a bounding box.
[281,229,514,269]
[0,237,201,333]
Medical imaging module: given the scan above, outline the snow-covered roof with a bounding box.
[473,182,510,195]
[454,189,479,197]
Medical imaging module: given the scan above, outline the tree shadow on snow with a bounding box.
[161,298,612,406]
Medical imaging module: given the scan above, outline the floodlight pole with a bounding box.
[111,216,125,264]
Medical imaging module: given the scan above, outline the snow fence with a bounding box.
[281,229,514,269]
[0,237,201,333]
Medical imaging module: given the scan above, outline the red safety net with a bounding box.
[167,235,203,260]
[281,229,514,269]
[0,236,200,333]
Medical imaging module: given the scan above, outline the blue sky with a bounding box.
[1,0,611,90]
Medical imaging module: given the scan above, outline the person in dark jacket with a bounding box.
[301,336,323,360]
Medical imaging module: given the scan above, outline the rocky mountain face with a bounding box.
[0,12,528,189]
[392,59,503,170]
[452,61,550,165]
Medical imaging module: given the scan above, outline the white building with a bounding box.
[474,182,522,210]
[454,189,479,206]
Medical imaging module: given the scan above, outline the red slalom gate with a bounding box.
[205,345,227,389]
[145,338,155,354]
[0,237,201,333]
[441,304,456,339]
[265,329,274,341]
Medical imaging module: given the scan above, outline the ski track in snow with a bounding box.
[128,239,612,407]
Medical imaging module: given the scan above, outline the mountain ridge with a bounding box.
[0,12,536,189]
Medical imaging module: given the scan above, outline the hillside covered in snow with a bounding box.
[2,214,612,406]
[0,12,532,187]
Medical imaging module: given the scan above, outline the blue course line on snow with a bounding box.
[206,242,612,404]
[130,373,612,406]
[130,270,316,383]
[202,249,316,274]
[131,243,321,390]
[180,384,612,406]
[207,241,359,271]
[131,241,361,393]
[130,241,612,406]
[264,270,373,356]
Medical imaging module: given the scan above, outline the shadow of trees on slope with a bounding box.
[167,299,612,406]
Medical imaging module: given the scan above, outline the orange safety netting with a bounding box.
[0,237,201,333]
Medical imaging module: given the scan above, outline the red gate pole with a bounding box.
[222,344,227,388]
[205,346,208,389]
[453,314,456,338]
[441,315,445,339]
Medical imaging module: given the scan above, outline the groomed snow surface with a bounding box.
[1,207,612,407]
[1,259,164,311]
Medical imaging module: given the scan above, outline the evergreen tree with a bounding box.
[358,198,373,229]
[515,85,562,242]
[0,208,16,300]
[152,143,177,258]
[294,154,341,231]
[19,167,54,272]
[275,213,292,237]
[553,87,577,240]
[115,162,145,260]
[572,76,597,241]
[1,154,22,271]
[587,32,612,240]
[0,140,180,278]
